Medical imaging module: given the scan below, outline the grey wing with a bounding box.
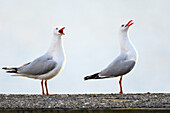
[100,57,135,78]
[17,55,57,75]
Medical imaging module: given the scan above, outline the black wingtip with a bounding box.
[6,71,17,73]
[84,76,89,80]
[2,67,18,73]
[2,67,7,70]
[84,73,100,80]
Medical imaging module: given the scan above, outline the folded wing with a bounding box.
[16,54,57,75]
[100,56,136,78]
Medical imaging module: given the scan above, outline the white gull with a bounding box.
[84,20,138,94]
[3,27,66,96]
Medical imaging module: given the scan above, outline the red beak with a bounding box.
[125,20,134,27]
[58,27,65,35]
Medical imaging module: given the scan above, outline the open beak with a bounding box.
[125,20,134,27]
[58,27,65,35]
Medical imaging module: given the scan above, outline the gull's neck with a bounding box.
[119,30,137,60]
[47,34,65,58]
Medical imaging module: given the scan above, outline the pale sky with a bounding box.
[0,0,170,94]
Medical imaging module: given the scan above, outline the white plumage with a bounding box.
[3,27,66,96]
[84,20,138,94]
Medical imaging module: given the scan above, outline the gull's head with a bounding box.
[120,20,134,32]
[53,27,65,36]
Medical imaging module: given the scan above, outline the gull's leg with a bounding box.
[45,80,54,96]
[41,80,45,95]
[119,76,123,94]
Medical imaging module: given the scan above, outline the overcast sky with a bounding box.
[0,0,170,94]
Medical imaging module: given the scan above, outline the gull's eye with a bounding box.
[56,28,58,30]
[121,25,124,27]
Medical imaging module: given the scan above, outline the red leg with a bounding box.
[119,76,123,94]
[41,80,45,95]
[45,80,54,96]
